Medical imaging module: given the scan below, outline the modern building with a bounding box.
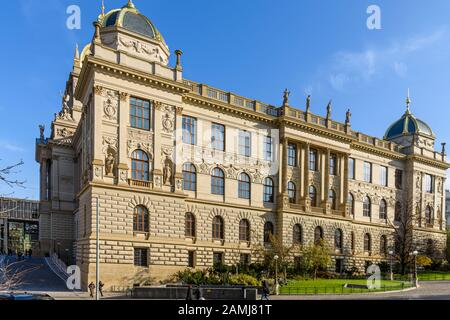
[0,197,39,254]
[35,1,448,290]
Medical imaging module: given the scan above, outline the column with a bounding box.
[323,149,330,213]
[174,106,184,194]
[153,101,163,189]
[341,154,349,216]
[303,143,310,210]
[281,138,288,196]
[117,92,129,186]
[92,86,105,182]
[299,143,306,199]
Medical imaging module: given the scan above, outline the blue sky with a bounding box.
[1,0,450,199]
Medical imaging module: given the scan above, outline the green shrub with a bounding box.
[316,271,336,279]
[228,274,259,286]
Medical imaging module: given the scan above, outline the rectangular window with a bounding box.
[363,162,372,183]
[211,123,225,151]
[188,251,196,268]
[425,174,434,193]
[130,97,151,131]
[239,130,251,157]
[309,149,318,171]
[134,248,148,267]
[380,166,388,187]
[182,116,197,145]
[240,254,250,266]
[213,252,224,265]
[287,143,297,167]
[329,154,337,176]
[264,136,273,161]
[348,158,355,179]
[395,169,403,189]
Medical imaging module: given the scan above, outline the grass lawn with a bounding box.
[417,272,450,281]
[279,279,410,295]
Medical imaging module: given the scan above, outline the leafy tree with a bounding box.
[300,240,331,280]
[416,255,433,269]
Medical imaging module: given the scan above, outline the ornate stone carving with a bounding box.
[94,85,104,96]
[55,95,75,122]
[161,104,175,134]
[102,90,119,121]
[56,128,74,138]
[163,157,174,186]
[105,150,116,176]
[118,37,168,64]
[119,92,129,102]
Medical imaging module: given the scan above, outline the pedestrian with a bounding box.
[88,282,96,298]
[195,287,205,300]
[186,285,194,300]
[28,249,32,258]
[261,280,270,300]
[99,281,105,297]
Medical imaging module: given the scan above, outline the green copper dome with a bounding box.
[100,0,168,50]
[384,107,434,140]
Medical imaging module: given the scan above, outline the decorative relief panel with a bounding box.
[181,145,273,184]
[161,104,175,134]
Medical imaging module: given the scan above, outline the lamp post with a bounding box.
[273,255,279,295]
[388,250,394,281]
[409,250,419,287]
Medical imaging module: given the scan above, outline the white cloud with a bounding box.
[0,140,25,153]
[326,28,447,91]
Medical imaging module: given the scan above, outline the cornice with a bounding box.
[281,117,354,144]
[75,55,191,101]
[183,93,277,124]
[351,141,405,160]
[407,154,450,170]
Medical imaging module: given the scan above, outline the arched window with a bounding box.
[183,163,197,191]
[131,150,150,181]
[380,235,387,256]
[395,202,402,221]
[293,224,302,245]
[238,173,251,199]
[212,216,224,240]
[185,212,196,238]
[363,196,371,217]
[348,193,355,216]
[328,189,337,210]
[334,229,343,253]
[133,206,149,233]
[239,219,250,242]
[309,185,317,207]
[379,199,387,219]
[264,222,274,243]
[364,233,371,254]
[211,168,225,195]
[425,206,433,225]
[288,182,296,204]
[314,226,323,244]
[263,178,274,203]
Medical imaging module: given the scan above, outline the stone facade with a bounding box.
[35,1,448,290]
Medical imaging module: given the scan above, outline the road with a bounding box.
[2,255,449,300]
[2,256,69,293]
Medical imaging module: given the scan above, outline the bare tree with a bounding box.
[0,160,26,190]
[0,259,39,292]
[386,197,418,275]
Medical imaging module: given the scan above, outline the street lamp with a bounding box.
[273,255,279,295]
[409,250,419,287]
[388,250,394,281]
